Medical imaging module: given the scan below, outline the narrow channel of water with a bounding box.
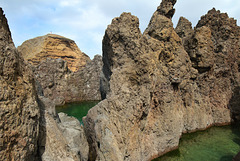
[55,101,99,123]
[154,124,240,161]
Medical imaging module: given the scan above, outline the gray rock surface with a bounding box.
[66,55,103,102]
[58,113,89,161]
[38,110,80,161]
[33,58,69,106]
[0,8,40,160]
[33,55,102,106]
[84,1,240,161]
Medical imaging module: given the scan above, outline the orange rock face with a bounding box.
[18,34,90,72]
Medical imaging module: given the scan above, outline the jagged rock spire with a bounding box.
[0,8,14,47]
[157,0,177,19]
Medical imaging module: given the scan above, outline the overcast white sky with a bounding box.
[1,0,240,59]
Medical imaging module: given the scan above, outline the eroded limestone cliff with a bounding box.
[17,34,90,72]
[83,0,240,160]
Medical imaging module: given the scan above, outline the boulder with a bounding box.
[58,112,89,161]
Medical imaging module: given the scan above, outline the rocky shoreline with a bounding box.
[0,0,240,160]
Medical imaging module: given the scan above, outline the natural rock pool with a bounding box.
[154,124,240,161]
[56,102,240,161]
[55,101,99,123]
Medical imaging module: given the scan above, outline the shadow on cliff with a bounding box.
[221,86,240,161]
[229,86,240,122]
[36,97,47,161]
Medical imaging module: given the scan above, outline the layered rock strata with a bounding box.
[84,1,240,161]
[18,34,90,72]
[0,8,40,160]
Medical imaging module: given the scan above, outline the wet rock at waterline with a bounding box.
[0,8,40,160]
[84,1,240,161]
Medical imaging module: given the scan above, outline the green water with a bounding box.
[55,101,99,123]
[154,124,240,161]
[56,102,240,161]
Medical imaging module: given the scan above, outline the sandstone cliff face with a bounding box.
[84,1,240,161]
[17,34,90,72]
[0,8,40,160]
[33,55,102,105]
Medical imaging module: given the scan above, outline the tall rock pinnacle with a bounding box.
[0,8,40,160]
[157,0,177,19]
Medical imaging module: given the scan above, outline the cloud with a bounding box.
[0,0,239,59]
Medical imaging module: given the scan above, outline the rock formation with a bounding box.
[58,112,89,161]
[38,106,89,161]
[175,16,193,48]
[66,55,103,102]
[0,8,40,160]
[0,8,89,161]
[17,34,90,72]
[83,1,240,161]
[33,58,70,105]
[33,55,102,106]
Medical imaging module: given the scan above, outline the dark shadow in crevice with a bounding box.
[228,86,240,161]
[35,97,47,161]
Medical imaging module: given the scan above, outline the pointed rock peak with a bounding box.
[157,0,177,19]
[196,7,239,40]
[176,17,192,29]
[0,8,13,45]
[196,7,234,29]
[175,16,193,39]
[207,8,220,14]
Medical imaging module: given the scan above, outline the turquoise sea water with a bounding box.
[55,101,99,123]
[154,124,240,161]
